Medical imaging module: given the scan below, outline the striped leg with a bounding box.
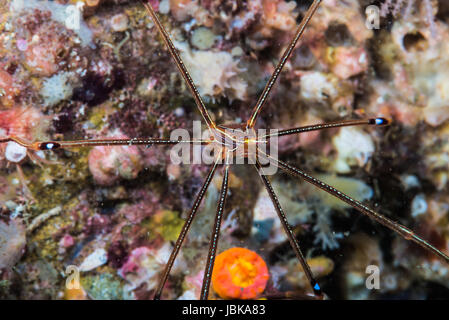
[200,165,230,300]
[154,158,220,299]
[246,0,322,129]
[264,153,449,263]
[255,160,323,298]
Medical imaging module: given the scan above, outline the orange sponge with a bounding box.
[212,247,269,299]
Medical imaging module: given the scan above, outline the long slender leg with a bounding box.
[154,157,220,300]
[200,164,230,300]
[0,136,209,151]
[262,118,389,139]
[255,161,323,298]
[246,0,322,129]
[262,152,449,263]
[141,1,216,130]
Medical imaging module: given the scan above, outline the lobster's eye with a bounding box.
[39,142,61,150]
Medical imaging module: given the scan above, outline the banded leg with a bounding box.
[154,157,220,300]
[255,161,323,298]
[263,152,449,263]
[246,0,322,129]
[0,136,209,151]
[141,1,216,129]
[200,165,230,300]
[262,118,389,139]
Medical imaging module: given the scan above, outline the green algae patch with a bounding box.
[312,174,373,210]
[26,148,90,212]
[145,210,183,242]
[81,273,124,300]
[30,213,71,260]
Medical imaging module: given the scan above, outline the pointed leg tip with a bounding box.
[153,293,161,300]
[369,117,390,126]
[312,281,323,297]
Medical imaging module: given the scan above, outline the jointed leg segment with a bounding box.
[0,136,208,151]
[246,0,322,129]
[200,164,230,300]
[141,1,216,130]
[262,118,389,139]
[153,157,220,300]
[255,160,323,298]
[262,152,449,263]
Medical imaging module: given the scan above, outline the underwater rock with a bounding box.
[342,233,384,300]
[299,71,355,116]
[331,127,375,174]
[88,130,143,186]
[175,41,247,101]
[81,273,124,300]
[329,46,368,80]
[64,284,87,300]
[0,218,26,270]
[310,174,373,210]
[383,8,449,127]
[178,269,203,300]
[191,27,216,50]
[4,141,27,164]
[119,243,186,297]
[253,180,312,245]
[0,107,50,167]
[79,248,108,272]
[40,72,76,107]
[11,0,93,47]
[110,13,129,32]
[166,163,181,181]
[282,255,334,290]
[411,193,428,218]
[0,69,19,107]
[59,234,75,248]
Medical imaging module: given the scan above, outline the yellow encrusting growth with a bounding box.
[228,256,259,288]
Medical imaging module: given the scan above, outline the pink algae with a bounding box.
[88,131,143,186]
